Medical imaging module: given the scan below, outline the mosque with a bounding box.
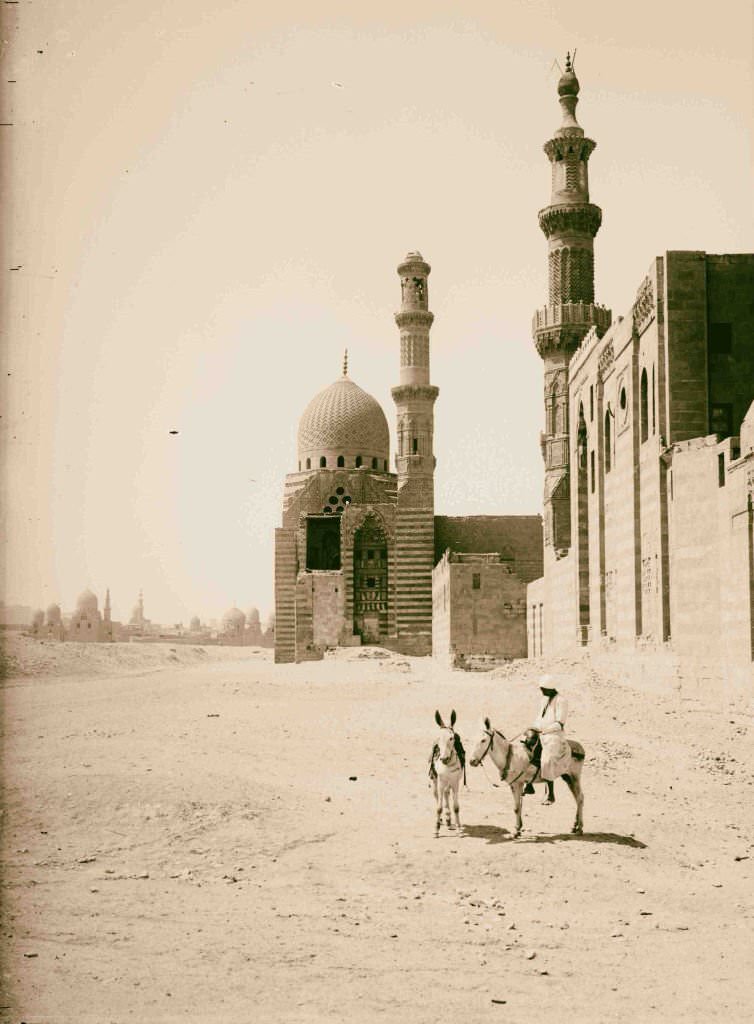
[275,55,753,683]
[525,56,754,696]
[273,254,542,664]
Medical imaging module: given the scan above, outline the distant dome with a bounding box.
[247,607,261,626]
[223,607,246,625]
[46,603,62,625]
[298,376,389,465]
[77,589,98,612]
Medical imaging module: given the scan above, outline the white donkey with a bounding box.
[468,716,585,838]
[429,709,465,838]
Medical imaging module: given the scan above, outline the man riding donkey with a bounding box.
[523,675,570,804]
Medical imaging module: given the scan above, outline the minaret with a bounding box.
[391,251,439,654]
[103,588,111,623]
[533,53,611,552]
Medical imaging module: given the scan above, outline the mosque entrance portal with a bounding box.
[353,516,388,643]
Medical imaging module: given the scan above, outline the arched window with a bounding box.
[604,410,611,473]
[306,458,311,469]
[337,455,345,468]
[412,437,418,454]
[320,456,327,468]
[546,382,557,435]
[640,369,648,443]
[355,455,362,468]
[651,366,656,434]
[577,403,588,469]
[383,459,388,471]
[371,457,378,469]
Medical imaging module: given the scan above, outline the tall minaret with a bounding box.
[392,251,439,654]
[104,588,111,623]
[533,53,611,551]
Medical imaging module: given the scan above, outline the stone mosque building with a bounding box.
[274,253,543,663]
[275,56,753,687]
[526,56,754,696]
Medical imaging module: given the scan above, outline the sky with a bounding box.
[1,0,752,625]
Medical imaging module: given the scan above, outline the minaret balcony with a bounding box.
[538,203,602,239]
[532,302,611,334]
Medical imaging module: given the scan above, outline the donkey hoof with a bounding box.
[571,826,583,835]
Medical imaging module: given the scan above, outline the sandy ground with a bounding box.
[2,635,754,1024]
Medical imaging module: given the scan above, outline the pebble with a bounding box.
[526,950,537,960]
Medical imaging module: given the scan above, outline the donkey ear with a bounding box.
[450,709,457,727]
[484,715,491,731]
[434,710,444,727]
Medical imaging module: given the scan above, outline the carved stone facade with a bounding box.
[529,250,754,698]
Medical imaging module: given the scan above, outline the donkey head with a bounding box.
[434,709,457,764]
[469,715,496,767]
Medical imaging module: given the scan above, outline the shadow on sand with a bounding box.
[462,824,647,849]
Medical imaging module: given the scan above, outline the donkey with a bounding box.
[468,716,585,838]
[429,710,465,838]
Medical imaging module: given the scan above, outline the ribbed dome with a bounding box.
[297,376,389,465]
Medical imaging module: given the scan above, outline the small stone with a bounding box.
[90,887,99,893]
[23,952,38,958]
[526,950,537,960]
[137,871,149,879]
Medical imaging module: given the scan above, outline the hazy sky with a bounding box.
[2,0,752,625]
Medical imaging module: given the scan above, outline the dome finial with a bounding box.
[342,348,348,378]
[556,48,581,131]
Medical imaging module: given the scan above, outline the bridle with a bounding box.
[477,728,531,787]
[437,727,460,768]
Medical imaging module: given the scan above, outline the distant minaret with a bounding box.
[104,588,111,623]
[392,251,439,654]
[533,53,611,551]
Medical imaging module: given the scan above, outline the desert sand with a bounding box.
[2,635,753,1023]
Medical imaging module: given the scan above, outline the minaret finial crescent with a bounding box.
[343,348,348,377]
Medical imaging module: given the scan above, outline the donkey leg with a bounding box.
[510,783,524,838]
[542,780,555,805]
[444,787,453,828]
[452,781,463,835]
[561,772,584,834]
[433,779,441,837]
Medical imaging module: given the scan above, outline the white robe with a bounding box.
[533,693,570,781]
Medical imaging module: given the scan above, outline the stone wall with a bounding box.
[431,554,452,664]
[536,250,754,698]
[434,553,528,664]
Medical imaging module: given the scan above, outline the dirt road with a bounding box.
[2,640,754,1022]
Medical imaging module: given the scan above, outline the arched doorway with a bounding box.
[353,516,388,643]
